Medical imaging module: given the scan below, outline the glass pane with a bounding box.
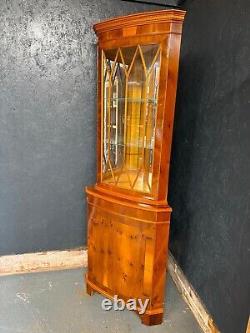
[141,44,159,70]
[103,57,111,175]
[102,45,161,193]
[102,50,126,183]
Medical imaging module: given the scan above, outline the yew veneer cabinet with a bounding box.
[85,9,186,325]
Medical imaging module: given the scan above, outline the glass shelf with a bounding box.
[104,97,157,105]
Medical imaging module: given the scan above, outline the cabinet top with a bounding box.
[93,9,186,36]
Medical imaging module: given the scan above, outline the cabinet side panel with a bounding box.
[152,222,170,309]
[158,25,184,200]
[97,47,103,183]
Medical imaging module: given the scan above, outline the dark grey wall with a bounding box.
[1,1,249,332]
[169,1,250,333]
[0,0,160,255]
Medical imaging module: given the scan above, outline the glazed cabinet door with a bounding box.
[101,44,162,195]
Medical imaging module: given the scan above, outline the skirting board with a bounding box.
[168,253,220,333]
[0,248,218,333]
[0,248,87,276]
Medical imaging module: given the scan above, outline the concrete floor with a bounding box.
[0,268,202,333]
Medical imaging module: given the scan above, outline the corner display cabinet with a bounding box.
[85,10,186,325]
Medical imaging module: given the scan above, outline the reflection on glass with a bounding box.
[102,44,161,193]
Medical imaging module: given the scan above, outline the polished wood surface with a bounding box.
[86,9,185,325]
